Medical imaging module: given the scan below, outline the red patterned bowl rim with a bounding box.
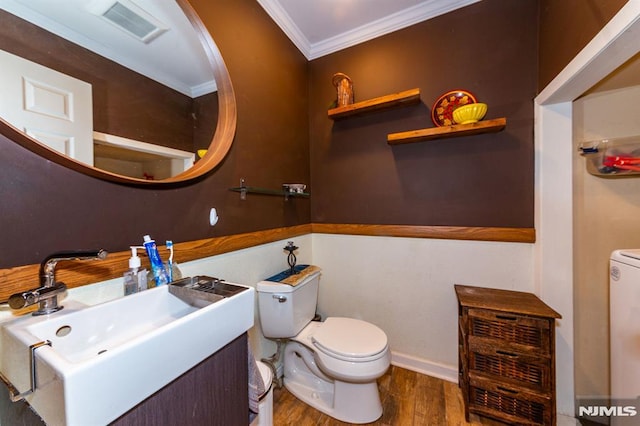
[431,89,478,127]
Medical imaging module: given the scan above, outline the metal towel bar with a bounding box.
[0,340,51,402]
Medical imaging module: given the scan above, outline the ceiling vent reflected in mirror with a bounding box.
[88,0,167,43]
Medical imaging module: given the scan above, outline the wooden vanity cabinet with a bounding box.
[455,285,561,426]
[112,333,248,425]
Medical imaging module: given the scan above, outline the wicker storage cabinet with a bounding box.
[455,285,561,425]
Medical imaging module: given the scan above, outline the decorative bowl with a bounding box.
[431,89,477,126]
[452,103,487,125]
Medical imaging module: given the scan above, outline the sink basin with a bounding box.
[0,281,254,426]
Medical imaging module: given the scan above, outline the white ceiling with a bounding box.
[0,0,480,96]
[257,0,480,59]
[0,0,215,97]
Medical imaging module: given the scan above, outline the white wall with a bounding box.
[177,233,536,382]
[178,233,535,381]
[535,101,576,418]
[46,232,534,382]
[311,233,534,381]
[573,85,640,400]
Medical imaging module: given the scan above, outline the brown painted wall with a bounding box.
[193,92,219,153]
[0,0,310,268]
[309,0,538,228]
[0,0,627,268]
[538,0,627,91]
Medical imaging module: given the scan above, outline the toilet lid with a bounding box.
[312,317,387,359]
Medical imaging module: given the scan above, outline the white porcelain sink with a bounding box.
[0,281,254,426]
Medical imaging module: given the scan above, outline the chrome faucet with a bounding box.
[8,249,108,316]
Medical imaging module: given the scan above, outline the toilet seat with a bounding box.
[312,317,388,362]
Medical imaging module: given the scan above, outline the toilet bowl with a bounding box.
[250,361,273,426]
[305,318,390,382]
[257,266,390,424]
[284,319,390,424]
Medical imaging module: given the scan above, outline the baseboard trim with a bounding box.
[390,351,458,383]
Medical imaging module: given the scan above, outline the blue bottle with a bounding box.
[143,235,169,286]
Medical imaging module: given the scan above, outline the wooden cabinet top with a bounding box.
[455,284,561,319]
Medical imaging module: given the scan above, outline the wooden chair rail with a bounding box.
[311,223,535,243]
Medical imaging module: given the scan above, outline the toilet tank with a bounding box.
[256,269,320,338]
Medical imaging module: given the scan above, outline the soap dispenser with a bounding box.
[123,246,148,294]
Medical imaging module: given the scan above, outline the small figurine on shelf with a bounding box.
[332,72,354,107]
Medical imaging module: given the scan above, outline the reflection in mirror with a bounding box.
[0,0,236,184]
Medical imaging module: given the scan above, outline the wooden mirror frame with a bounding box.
[0,0,236,187]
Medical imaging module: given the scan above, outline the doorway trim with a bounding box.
[534,1,640,418]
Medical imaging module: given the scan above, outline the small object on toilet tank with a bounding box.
[284,241,298,275]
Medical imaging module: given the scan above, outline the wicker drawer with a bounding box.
[456,286,560,425]
[468,308,551,353]
[468,376,552,425]
[468,342,551,394]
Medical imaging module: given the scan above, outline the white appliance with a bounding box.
[610,249,640,401]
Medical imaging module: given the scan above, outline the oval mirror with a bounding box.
[0,0,236,185]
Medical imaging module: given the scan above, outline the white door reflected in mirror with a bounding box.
[0,49,94,164]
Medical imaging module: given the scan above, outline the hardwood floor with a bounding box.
[272,366,507,426]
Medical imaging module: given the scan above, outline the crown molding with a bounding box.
[257,0,480,60]
[255,0,311,58]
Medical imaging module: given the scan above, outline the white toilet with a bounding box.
[257,267,390,424]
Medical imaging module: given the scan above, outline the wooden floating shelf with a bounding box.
[387,117,507,145]
[328,88,421,120]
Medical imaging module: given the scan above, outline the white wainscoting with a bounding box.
[21,233,534,384]
[311,233,534,380]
